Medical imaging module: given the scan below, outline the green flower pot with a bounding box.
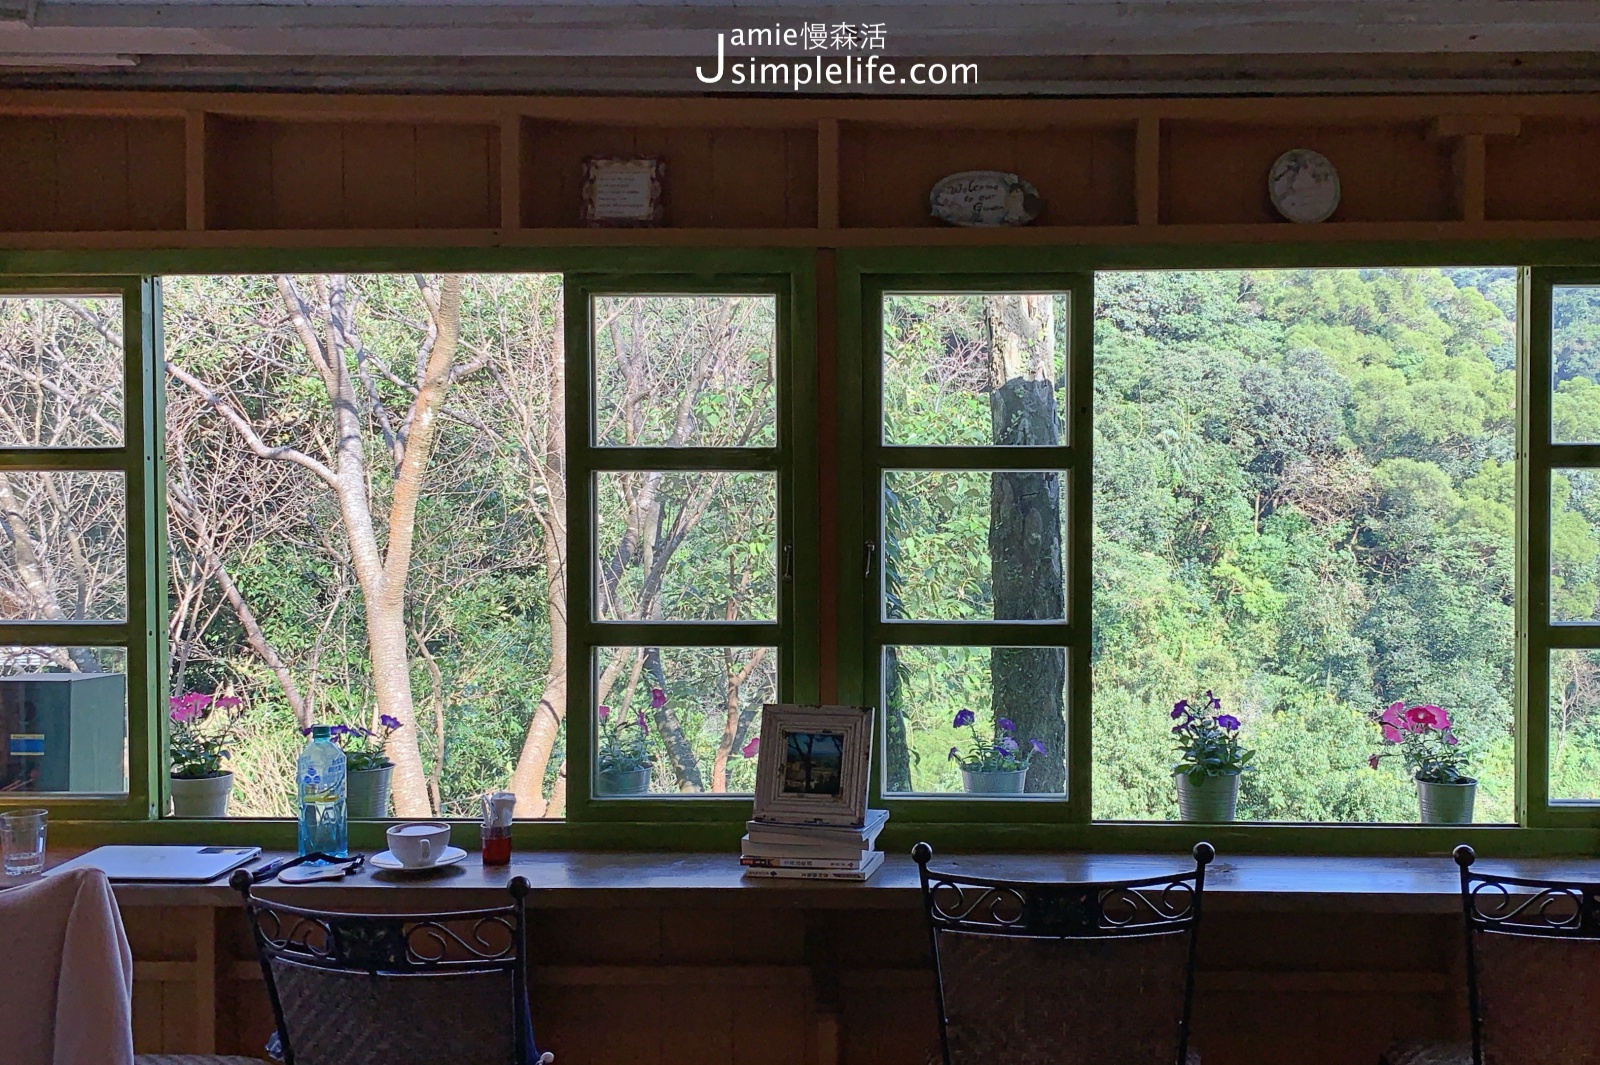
[961,768,1028,794]
[1417,778,1476,824]
[1174,771,1240,822]
[170,772,233,818]
[596,767,652,796]
[347,765,393,819]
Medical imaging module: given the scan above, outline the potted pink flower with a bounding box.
[595,688,662,796]
[1369,701,1476,824]
[168,691,243,817]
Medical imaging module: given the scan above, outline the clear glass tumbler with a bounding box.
[1,808,47,876]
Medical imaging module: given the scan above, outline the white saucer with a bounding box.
[370,846,468,872]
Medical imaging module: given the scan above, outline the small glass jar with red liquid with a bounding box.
[481,791,515,866]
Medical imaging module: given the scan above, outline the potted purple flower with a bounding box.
[169,691,243,818]
[1369,701,1476,824]
[300,714,403,818]
[1171,692,1254,822]
[595,688,662,796]
[947,708,1047,794]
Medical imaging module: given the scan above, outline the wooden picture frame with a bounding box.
[581,156,665,226]
[752,704,874,827]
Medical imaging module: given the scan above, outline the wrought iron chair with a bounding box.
[913,842,1215,1065]
[230,871,553,1065]
[1382,844,1600,1065]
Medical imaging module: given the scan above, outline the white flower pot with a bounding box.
[961,768,1028,794]
[596,767,652,795]
[1417,779,1476,824]
[1174,771,1240,822]
[347,765,393,819]
[170,772,233,818]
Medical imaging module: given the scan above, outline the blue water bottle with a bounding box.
[297,724,347,858]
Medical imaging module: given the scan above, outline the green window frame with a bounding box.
[563,268,819,822]
[0,250,815,849]
[835,248,1591,855]
[848,269,1094,825]
[0,276,161,821]
[1526,267,1600,830]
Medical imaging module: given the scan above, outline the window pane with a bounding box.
[595,471,777,622]
[881,644,1066,796]
[884,469,1066,622]
[1553,469,1600,622]
[0,471,125,621]
[1551,649,1600,802]
[594,645,776,795]
[882,292,1067,446]
[1093,268,1516,823]
[593,295,776,447]
[164,273,567,819]
[0,295,123,447]
[1553,284,1600,444]
[0,646,127,796]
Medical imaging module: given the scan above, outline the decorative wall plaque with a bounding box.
[929,171,1043,227]
[1268,149,1341,223]
[581,157,664,227]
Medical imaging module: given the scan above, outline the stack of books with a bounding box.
[739,809,889,881]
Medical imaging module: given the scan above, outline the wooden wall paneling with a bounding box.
[817,119,840,230]
[1136,117,1161,226]
[341,122,418,230]
[0,116,183,232]
[499,114,522,231]
[205,116,274,229]
[0,117,59,231]
[124,907,167,1053]
[520,121,638,228]
[1486,119,1600,221]
[1163,121,1455,225]
[415,122,497,229]
[784,128,820,229]
[268,121,346,230]
[838,124,1136,229]
[158,906,196,1052]
[184,112,207,231]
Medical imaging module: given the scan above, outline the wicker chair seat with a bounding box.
[1379,1041,1472,1065]
[133,1056,272,1065]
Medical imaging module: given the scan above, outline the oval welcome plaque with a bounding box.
[929,171,1043,227]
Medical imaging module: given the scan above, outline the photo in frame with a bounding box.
[752,704,873,827]
[581,156,665,227]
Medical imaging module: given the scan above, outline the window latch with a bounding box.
[783,543,793,581]
[865,540,877,578]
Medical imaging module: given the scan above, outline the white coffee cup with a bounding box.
[387,822,451,868]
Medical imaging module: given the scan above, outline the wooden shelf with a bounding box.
[0,91,1598,245]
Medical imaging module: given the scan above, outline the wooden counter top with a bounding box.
[10,848,1600,912]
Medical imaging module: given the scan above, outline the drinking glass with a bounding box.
[1,808,47,876]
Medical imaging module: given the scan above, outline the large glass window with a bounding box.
[0,288,140,802]
[870,287,1079,800]
[163,274,567,818]
[575,285,792,801]
[1092,268,1518,823]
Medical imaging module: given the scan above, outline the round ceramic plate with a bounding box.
[1268,148,1340,223]
[370,845,468,872]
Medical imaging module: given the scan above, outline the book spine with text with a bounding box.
[740,854,873,870]
[741,865,880,881]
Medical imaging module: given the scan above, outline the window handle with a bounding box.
[865,540,877,579]
[783,543,793,581]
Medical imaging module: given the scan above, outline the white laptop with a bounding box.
[45,845,262,883]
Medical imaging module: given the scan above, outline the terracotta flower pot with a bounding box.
[961,768,1028,794]
[1417,778,1476,824]
[347,765,394,818]
[1174,771,1240,822]
[170,772,232,818]
[596,767,652,795]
